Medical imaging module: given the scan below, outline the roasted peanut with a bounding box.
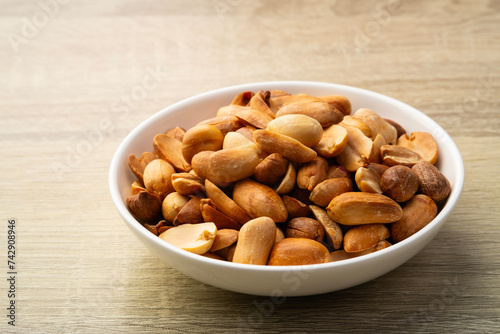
[380,165,419,202]
[143,159,176,199]
[200,198,242,230]
[276,101,344,127]
[353,108,397,145]
[159,222,217,255]
[286,217,325,242]
[391,194,438,242]
[314,124,348,158]
[153,134,191,172]
[232,217,276,265]
[253,129,317,163]
[181,124,223,164]
[355,167,383,194]
[171,172,205,196]
[162,192,190,223]
[205,179,251,225]
[380,145,423,167]
[254,153,289,186]
[397,132,438,164]
[327,192,403,225]
[128,152,157,183]
[297,156,329,191]
[233,179,288,223]
[412,161,451,202]
[209,229,239,252]
[266,114,323,148]
[320,95,352,116]
[268,238,331,266]
[310,205,343,250]
[282,195,312,220]
[309,177,353,207]
[126,190,163,225]
[343,224,390,252]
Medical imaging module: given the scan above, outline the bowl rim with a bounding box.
[109,80,464,273]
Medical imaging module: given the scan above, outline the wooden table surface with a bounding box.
[1,0,499,333]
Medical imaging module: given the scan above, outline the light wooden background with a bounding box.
[1,0,499,333]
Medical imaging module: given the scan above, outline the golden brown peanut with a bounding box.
[209,229,239,252]
[191,150,230,187]
[231,91,253,106]
[297,156,329,191]
[173,196,204,226]
[343,224,390,252]
[217,104,250,117]
[181,124,223,164]
[200,198,242,230]
[159,222,217,255]
[233,179,288,223]
[209,144,262,184]
[253,129,317,163]
[355,167,382,194]
[340,115,372,138]
[143,159,176,199]
[282,195,312,220]
[268,238,331,266]
[412,161,452,202]
[153,134,191,172]
[165,127,186,142]
[204,179,251,225]
[286,217,325,242]
[397,132,438,164]
[380,145,424,167]
[320,95,352,116]
[126,191,163,225]
[232,217,276,265]
[336,125,373,172]
[366,162,390,177]
[326,165,350,179]
[131,180,146,195]
[327,192,403,225]
[171,172,205,196]
[380,165,419,202]
[162,192,190,223]
[202,252,226,261]
[353,108,397,145]
[249,90,277,119]
[384,119,406,138]
[222,131,255,150]
[266,114,323,148]
[314,124,348,158]
[310,205,343,250]
[235,108,274,129]
[391,194,438,242]
[274,163,297,195]
[270,93,323,108]
[275,227,285,244]
[254,153,289,186]
[197,115,243,135]
[309,177,353,207]
[369,133,386,164]
[330,240,391,261]
[235,126,256,142]
[128,152,157,183]
[276,101,344,127]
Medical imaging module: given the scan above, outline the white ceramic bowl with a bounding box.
[109,81,464,296]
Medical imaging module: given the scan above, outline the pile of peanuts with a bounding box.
[126,90,451,265]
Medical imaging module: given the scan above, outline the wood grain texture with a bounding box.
[1,0,499,333]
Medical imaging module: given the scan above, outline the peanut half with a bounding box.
[159,222,217,255]
[232,217,276,265]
